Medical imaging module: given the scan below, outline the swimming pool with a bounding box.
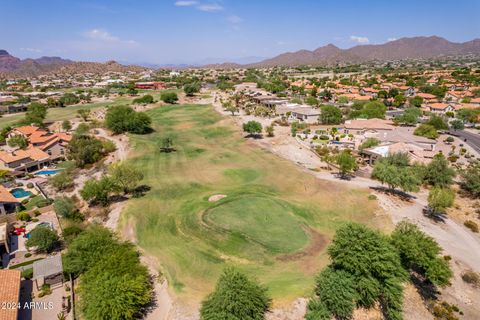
[35,169,62,176]
[10,188,33,198]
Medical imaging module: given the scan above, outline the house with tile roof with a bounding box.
[0,269,21,320]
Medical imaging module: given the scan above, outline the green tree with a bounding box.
[393,94,407,107]
[26,226,59,253]
[59,93,80,106]
[160,92,178,104]
[307,268,357,319]
[409,96,424,108]
[242,121,262,137]
[63,226,151,319]
[427,114,448,130]
[80,246,151,320]
[395,107,421,126]
[320,105,342,124]
[184,82,201,96]
[7,135,28,149]
[105,105,151,134]
[450,119,464,130]
[305,96,319,107]
[265,125,274,137]
[80,177,117,206]
[335,150,357,178]
[24,102,47,126]
[391,221,452,287]
[200,268,271,320]
[67,135,105,168]
[372,153,421,193]
[423,154,455,187]
[428,187,455,215]
[414,124,438,139]
[62,120,72,131]
[359,137,380,151]
[63,226,118,276]
[222,100,239,116]
[77,109,91,121]
[308,223,407,320]
[49,171,74,191]
[108,162,144,194]
[361,101,387,119]
[459,161,480,198]
[54,197,79,220]
[133,94,154,104]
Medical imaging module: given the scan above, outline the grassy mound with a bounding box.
[205,195,309,255]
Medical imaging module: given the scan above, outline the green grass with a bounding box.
[206,195,309,254]
[120,104,389,302]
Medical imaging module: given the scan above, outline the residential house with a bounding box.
[33,255,64,290]
[0,147,51,172]
[0,222,12,253]
[0,269,21,320]
[399,86,416,97]
[134,82,165,90]
[290,106,321,124]
[416,93,437,103]
[425,103,455,114]
[343,119,395,135]
[363,142,435,165]
[360,88,379,98]
[0,186,20,214]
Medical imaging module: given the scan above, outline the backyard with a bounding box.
[119,104,390,303]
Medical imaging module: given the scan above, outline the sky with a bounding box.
[1,0,479,65]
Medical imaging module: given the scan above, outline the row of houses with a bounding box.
[0,125,71,173]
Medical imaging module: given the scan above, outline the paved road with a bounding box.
[449,129,480,154]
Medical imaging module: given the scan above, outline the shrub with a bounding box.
[461,270,480,287]
[16,211,31,222]
[21,268,33,279]
[26,182,34,189]
[132,94,154,104]
[24,252,32,258]
[464,220,479,233]
[160,92,178,104]
[368,194,377,200]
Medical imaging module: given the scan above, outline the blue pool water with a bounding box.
[35,169,62,176]
[10,188,33,198]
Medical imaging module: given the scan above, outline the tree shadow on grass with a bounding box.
[132,185,151,198]
[369,186,417,202]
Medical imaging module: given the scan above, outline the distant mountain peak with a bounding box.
[247,36,480,67]
[0,50,10,56]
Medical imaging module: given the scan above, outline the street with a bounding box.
[449,129,480,154]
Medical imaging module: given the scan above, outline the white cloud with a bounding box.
[83,29,137,45]
[174,1,198,6]
[350,35,369,44]
[227,15,243,24]
[197,3,223,12]
[20,47,42,53]
[387,37,397,42]
[277,41,287,45]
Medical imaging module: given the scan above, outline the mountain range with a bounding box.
[1,36,480,77]
[0,50,145,78]
[208,36,480,68]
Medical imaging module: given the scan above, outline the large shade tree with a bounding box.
[200,268,271,320]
